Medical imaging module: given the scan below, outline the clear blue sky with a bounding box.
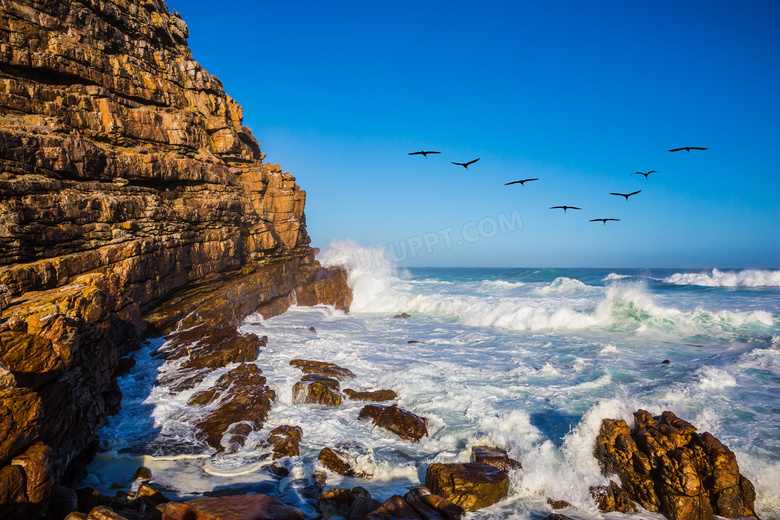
[171,1,779,268]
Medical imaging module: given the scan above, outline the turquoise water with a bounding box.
[85,250,780,519]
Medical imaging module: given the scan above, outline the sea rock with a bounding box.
[290,359,356,380]
[293,374,343,406]
[594,410,758,520]
[162,494,305,520]
[365,488,464,520]
[470,446,522,472]
[546,498,572,509]
[187,363,275,452]
[318,486,381,520]
[133,466,152,481]
[0,0,351,506]
[49,485,79,519]
[393,313,412,319]
[318,443,375,479]
[257,425,303,459]
[343,388,397,402]
[590,480,637,513]
[542,514,575,520]
[424,462,509,512]
[358,404,428,442]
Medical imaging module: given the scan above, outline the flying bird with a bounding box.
[408,151,440,158]
[549,206,581,213]
[504,178,539,186]
[632,171,656,178]
[590,218,621,225]
[668,147,708,153]
[451,158,480,169]
[610,190,641,200]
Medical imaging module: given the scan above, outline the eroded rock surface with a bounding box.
[424,462,509,512]
[358,404,428,442]
[293,374,343,406]
[366,487,465,520]
[343,388,397,402]
[290,359,355,380]
[594,409,758,520]
[0,0,351,510]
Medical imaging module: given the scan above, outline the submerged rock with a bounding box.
[594,409,758,520]
[424,462,509,512]
[343,388,397,402]
[290,359,356,380]
[318,442,375,479]
[257,425,303,459]
[358,404,428,442]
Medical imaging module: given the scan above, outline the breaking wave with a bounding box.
[663,269,780,287]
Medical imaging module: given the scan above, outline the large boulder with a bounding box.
[424,462,509,512]
[358,404,428,442]
[343,388,397,402]
[365,488,464,520]
[594,410,758,520]
[257,425,303,459]
[470,446,522,472]
[317,442,374,479]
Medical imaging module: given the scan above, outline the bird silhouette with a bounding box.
[632,171,656,178]
[550,206,581,213]
[590,218,620,225]
[610,190,641,200]
[668,147,708,153]
[451,158,480,169]
[408,151,440,158]
[504,178,539,186]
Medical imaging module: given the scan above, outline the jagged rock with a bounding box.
[590,480,637,513]
[343,388,397,402]
[318,486,380,520]
[187,363,275,452]
[546,498,571,509]
[290,359,356,380]
[0,0,352,506]
[162,494,305,520]
[366,488,464,520]
[358,404,428,442]
[293,374,343,406]
[318,443,374,479]
[424,462,510,512]
[470,446,522,472]
[162,327,266,371]
[258,425,303,459]
[594,410,758,520]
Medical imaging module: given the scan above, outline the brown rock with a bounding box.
[290,359,355,380]
[590,480,637,513]
[542,514,575,520]
[594,410,758,520]
[49,485,78,520]
[318,486,378,520]
[296,267,353,313]
[188,363,275,452]
[424,462,509,512]
[259,425,303,459]
[162,494,305,520]
[365,488,464,520]
[358,404,428,442]
[470,446,522,472]
[344,388,397,402]
[293,374,343,406]
[86,506,131,519]
[393,313,412,319]
[317,443,374,479]
[546,498,571,509]
[133,466,152,481]
[136,483,170,505]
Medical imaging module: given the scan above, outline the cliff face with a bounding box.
[0,0,350,516]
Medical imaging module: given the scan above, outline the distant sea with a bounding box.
[84,244,780,519]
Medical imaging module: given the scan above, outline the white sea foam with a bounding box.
[663,268,780,287]
[535,276,596,296]
[602,272,631,282]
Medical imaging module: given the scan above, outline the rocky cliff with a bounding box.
[0,0,351,517]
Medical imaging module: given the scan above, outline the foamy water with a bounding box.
[84,243,780,519]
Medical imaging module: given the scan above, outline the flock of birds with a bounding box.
[409,147,708,226]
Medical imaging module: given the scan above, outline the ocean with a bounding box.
[83,243,780,519]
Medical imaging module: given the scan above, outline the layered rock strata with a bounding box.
[0,0,351,516]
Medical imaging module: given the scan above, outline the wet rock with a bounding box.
[365,488,464,520]
[162,494,305,520]
[188,363,275,452]
[318,443,374,479]
[133,467,152,481]
[546,498,571,509]
[424,462,510,512]
[136,483,170,505]
[662,359,671,364]
[590,480,637,513]
[293,374,343,406]
[542,514,575,520]
[163,327,266,371]
[77,487,113,513]
[309,327,317,333]
[296,267,353,313]
[49,485,79,519]
[343,388,397,402]
[290,359,356,380]
[358,404,428,442]
[259,425,303,459]
[393,313,412,319]
[318,486,379,520]
[86,506,132,519]
[470,446,522,472]
[594,409,758,520]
